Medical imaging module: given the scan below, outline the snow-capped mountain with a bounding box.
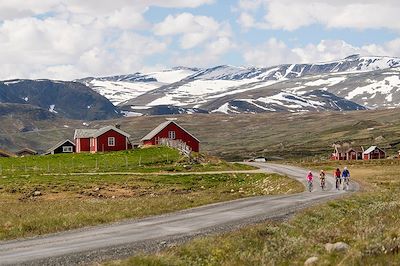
[77,67,198,105]
[73,55,400,115]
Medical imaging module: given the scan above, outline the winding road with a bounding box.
[0,163,359,265]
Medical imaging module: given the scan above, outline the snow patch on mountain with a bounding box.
[89,80,161,105]
[147,68,197,83]
[346,75,400,100]
[49,104,57,113]
[304,77,347,87]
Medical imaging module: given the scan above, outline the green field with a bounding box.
[0,147,302,240]
[109,160,400,265]
[0,147,255,176]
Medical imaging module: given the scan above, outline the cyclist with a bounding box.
[319,170,326,190]
[307,171,313,192]
[342,167,350,190]
[334,168,341,190]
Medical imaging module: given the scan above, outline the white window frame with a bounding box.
[168,131,176,139]
[62,146,73,153]
[108,137,115,146]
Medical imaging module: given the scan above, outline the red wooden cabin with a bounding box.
[74,126,131,153]
[363,146,386,160]
[331,145,363,160]
[141,120,200,152]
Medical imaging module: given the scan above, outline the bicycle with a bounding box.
[343,177,350,190]
[307,180,313,192]
[335,177,341,190]
[320,178,326,190]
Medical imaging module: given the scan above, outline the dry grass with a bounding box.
[0,172,302,241]
[107,162,400,265]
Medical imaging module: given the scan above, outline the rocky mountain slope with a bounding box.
[0,79,121,120]
[78,55,400,115]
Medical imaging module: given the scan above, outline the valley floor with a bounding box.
[107,160,400,266]
[0,148,301,241]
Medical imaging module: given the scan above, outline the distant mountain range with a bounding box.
[78,55,400,115]
[0,79,119,120]
[1,55,400,120]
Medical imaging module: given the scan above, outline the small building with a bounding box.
[74,126,131,153]
[141,120,200,152]
[331,144,363,160]
[363,146,386,160]
[346,147,364,160]
[45,139,76,155]
[254,157,267,163]
[16,148,38,157]
[0,149,16,158]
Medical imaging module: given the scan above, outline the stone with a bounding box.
[33,191,42,196]
[325,242,350,253]
[304,257,319,265]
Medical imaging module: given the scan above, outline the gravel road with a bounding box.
[0,163,359,265]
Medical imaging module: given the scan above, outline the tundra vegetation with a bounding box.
[0,147,302,240]
[109,159,400,265]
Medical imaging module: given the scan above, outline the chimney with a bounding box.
[115,124,121,129]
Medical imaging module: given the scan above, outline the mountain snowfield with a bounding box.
[78,55,400,115]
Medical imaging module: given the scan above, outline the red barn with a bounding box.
[331,145,363,160]
[74,126,131,153]
[141,120,200,152]
[363,146,386,160]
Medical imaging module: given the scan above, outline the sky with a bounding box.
[0,0,399,80]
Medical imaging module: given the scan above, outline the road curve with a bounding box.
[0,163,358,266]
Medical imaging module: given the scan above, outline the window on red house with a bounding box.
[168,131,176,139]
[108,137,115,146]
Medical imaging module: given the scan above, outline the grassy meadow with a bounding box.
[0,147,302,240]
[108,159,400,265]
[0,146,253,175]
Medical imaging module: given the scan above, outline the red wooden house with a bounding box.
[141,120,200,152]
[74,126,131,153]
[331,145,363,160]
[363,146,386,160]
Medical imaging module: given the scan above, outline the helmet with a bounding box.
[320,170,324,173]
[344,167,348,170]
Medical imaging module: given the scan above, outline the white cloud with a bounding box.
[154,13,231,49]
[173,37,236,67]
[236,0,400,31]
[0,1,217,80]
[243,38,300,66]
[0,15,167,80]
[243,38,400,67]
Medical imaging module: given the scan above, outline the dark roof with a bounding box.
[74,126,130,139]
[141,121,200,142]
[46,139,75,153]
[334,145,363,153]
[16,148,38,155]
[0,149,16,157]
